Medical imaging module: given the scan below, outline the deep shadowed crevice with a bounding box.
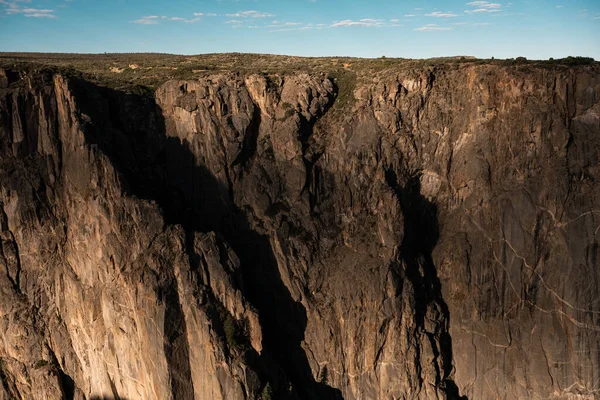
[57,369,75,400]
[230,229,343,399]
[232,103,261,168]
[162,282,194,400]
[46,346,76,400]
[68,76,342,399]
[385,169,467,400]
[298,103,334,216]
[1,68,21,86]
[0,358,17,398]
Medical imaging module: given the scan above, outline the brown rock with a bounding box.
[0,62,599,400]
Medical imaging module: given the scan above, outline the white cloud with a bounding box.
[0,0,32,5]
[269,26,320,32]
[25,12,54,17]
[226,10,274,18]
[132,14,202,24]
[132,16,159,24]
[332,18,385,27]
[465,1,502,13]
[170,17,200,23]
[414,24,452,31]
[556,5,564,9]
[466,1,501,8]
[425,11,459,17]
[465,8,501,13]
[194,12,217,17]
[270,20,302,26]
[2,2,56,18]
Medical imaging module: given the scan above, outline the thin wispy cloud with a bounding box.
[465,1,502,14]
[1,1,56,18]
[425,11,459,18]
[332,18,384,27]
[132,15,159,24]
[466,1,501,8]
[226,10,274,18]
[0,0,32,5]
[174,17,201,23]
[415,24,452,31]
[269,24,324,33]
[268,21,302,27]
[331,18,393,27]
[132,14,201,24]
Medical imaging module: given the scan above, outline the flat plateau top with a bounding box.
[0,52,597,93]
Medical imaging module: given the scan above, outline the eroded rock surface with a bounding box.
[0,63,599,400]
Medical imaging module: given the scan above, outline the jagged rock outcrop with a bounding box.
[0,62,599,400]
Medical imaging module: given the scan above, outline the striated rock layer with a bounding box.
[0,63,599,400]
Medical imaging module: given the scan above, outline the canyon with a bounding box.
[0,56,599,399]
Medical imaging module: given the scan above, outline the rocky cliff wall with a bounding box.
[0,63,599,399]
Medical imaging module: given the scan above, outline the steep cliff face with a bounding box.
[0,63,598,400]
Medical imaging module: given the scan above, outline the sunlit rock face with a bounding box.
[0,63,599,400]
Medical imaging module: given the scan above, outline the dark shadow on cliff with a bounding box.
[385,170,467,400]
[68,77,342,400]
[90,397,128,400]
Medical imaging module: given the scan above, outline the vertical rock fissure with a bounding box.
[385,169,466,400]
[162,281,194,400]
[229,230,343,399]
[0,202,22,291]
[232,102,261,169]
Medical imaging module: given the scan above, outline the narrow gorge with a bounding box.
[0,61,599,400]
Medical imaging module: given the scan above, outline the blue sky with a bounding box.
[0,0,599,59]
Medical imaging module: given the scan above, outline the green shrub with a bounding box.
[34,360,48,369]
[561,56,595,65]
[223,313,238,349]
[318,365,329,385]
[328,69,357,109]
[261,383,274,400]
